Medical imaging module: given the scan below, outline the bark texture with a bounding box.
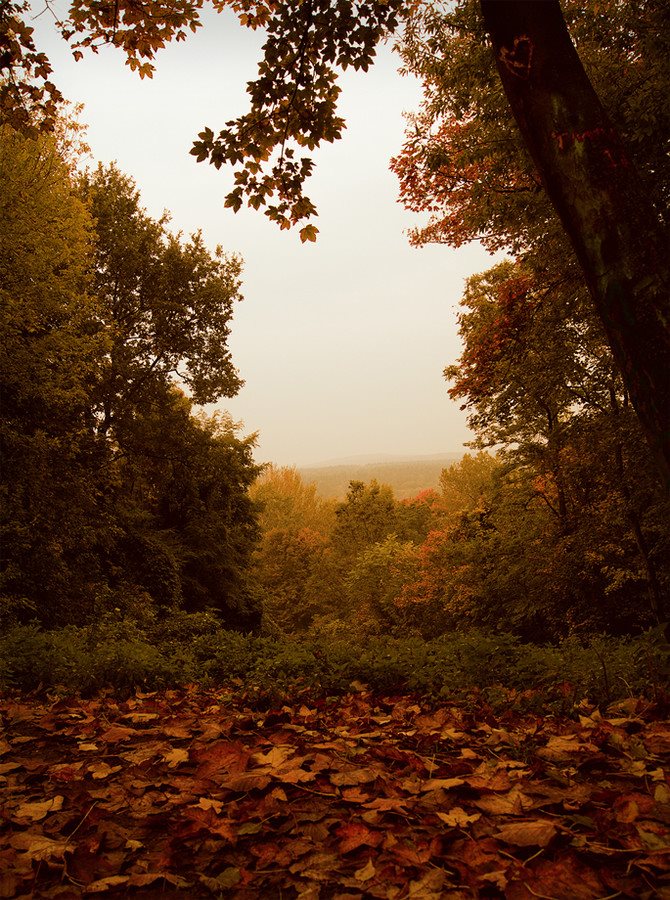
[480,0,670,490]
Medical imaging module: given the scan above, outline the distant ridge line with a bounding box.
[296,452,464,500]
[302,451,464,468]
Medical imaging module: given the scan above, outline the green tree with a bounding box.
[110,388,262,628]
[252,526,331,634]
[331,480,398,560]
[344,536,420,635]
[78,163,243,437]
[1,124,260,630]
[4,0,669,483]
[444,260,669,630]
[439,453,500,519]
[0,123,108,625]
[250,465,335,535]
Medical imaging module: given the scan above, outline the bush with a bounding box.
[0,614,666,705]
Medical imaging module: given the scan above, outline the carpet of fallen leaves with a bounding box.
[1,686,670,899]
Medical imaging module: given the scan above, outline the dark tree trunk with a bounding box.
[480,0,670,491]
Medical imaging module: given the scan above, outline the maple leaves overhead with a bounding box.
[0,1,64,135]
[2,686,670,898]
[3,0,403,238]
[191,0,405,240]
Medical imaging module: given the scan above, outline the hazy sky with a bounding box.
[32,4,497,466]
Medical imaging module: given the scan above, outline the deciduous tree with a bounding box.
[79,163,243,438]
[4,0,669,481]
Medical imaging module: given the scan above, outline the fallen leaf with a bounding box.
[337,822,383,853]
[330,768,377,786]
[437,807,481,827]
[496,820,557,847]
[84,876,130,893]
[536,733,597,762]
[120,712,159,725]
[219,771,272,792]
[199,868,241,890]
[10,833,73,860]
[354,859,376,882]
[88,762,122,780]
[161,747,189,768]
[645,729,670,756]
[14,795,64,821]
[474,786,533,816]
[197,797,223,813]
[252,745,294,768]
[420,777,465,793]
[99,725,135,743]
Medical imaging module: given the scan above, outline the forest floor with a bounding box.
[1,686,669,899]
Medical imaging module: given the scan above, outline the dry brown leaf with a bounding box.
[161,747,189,768]
[10,833,73,859]
[474,786,533,816]
[14,795,64,821]
[84,875,130,893]
[354,858,377,881]
[330,768,378,786]
[496,819,557,847]
[419,777,465,793]
[536,733,597,762]
[88,762,122,780]
[437,807,481,827]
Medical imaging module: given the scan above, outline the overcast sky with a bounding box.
[32,4,497,466]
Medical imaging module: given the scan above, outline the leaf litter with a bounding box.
[0,686,669,898]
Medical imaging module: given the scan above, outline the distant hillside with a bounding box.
[298,453,463,500]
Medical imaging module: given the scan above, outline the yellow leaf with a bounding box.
[251,745,293,769]
[84,875,130,893]
[419,777,465,792]
[88,762,122,780]
[436,807,481,827]
[355,859,376,882]
[162,747,189,768]
[299,224,319,243]
[10,833,73,860]
[14,795,64,821]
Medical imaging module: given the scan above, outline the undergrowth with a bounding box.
[0,611,667,708]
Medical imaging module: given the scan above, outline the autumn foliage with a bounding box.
[2,685,670,898]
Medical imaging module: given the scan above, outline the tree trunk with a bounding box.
[480,0,670,491]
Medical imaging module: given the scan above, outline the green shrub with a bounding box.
[0,615,666,704]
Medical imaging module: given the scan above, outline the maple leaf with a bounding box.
[161,747,189,768]
[87,761,122,780]
[436,807,481,827]
[2,688,670,898]
[474,786,534,816]
[337,821,383,853]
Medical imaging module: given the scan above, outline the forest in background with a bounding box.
[1,0,670,692]
[4,2,670,896]
[297,456,462,501]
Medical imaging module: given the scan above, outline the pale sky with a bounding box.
[32,4,497,466]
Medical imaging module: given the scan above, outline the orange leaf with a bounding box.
[337,822,383,854]
[496,820,557,847]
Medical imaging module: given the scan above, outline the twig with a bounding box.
[67,802,97,840]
